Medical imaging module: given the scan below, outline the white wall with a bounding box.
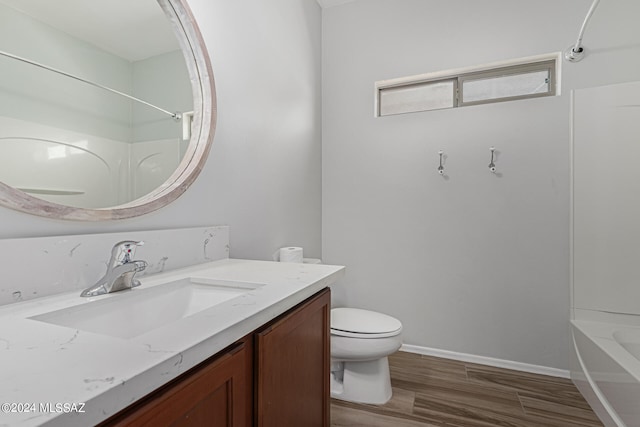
[0,0,322,265]
[322,0,640,370]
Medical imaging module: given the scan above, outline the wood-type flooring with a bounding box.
[330,351,603,427]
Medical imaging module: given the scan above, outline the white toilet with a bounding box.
[330,307,403,404]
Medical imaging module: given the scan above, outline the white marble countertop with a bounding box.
[0,259,344,427]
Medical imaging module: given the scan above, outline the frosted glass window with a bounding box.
[379,80,455,116]
[375,57,557,117]
[462,69,551,104]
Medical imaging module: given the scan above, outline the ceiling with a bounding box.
[0,0,361,61]
[316,0,358,8]
[0,0,179,62]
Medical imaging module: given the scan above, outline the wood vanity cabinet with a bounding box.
[100,337,252,427]
[254,287,331,427]
[99,288,330,427]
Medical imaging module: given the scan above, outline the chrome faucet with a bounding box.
[80,241,148,297]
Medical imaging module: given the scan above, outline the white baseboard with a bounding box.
[400,344,570,379]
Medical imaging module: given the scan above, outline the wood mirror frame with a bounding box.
[0,0,216,221]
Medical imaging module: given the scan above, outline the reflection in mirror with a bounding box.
[0,0,194,209]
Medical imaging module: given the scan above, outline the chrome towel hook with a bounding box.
[438,150,445,175]
[488,147,497,173]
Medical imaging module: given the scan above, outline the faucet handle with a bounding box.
[112,240,144,264]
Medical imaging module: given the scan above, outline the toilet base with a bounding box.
[330,357,392,404]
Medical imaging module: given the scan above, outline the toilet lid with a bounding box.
[331,308,402,338]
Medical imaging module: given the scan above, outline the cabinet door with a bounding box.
[101,338,251,427]
[255,288,331,427]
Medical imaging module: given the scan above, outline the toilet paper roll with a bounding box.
[279,247,303,263]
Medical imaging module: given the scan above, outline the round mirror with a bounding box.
[0,0,215,220]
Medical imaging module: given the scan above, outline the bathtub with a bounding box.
[571,316,640,427]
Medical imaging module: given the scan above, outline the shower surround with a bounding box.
[571,80,640,426]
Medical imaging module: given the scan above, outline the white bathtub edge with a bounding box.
[570,331,622,427]
[400,344,570,379]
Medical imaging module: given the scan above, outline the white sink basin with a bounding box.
[29,278,263,339]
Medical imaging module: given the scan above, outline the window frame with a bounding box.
[378,78,457,116]
[458,60,556,107]
[374,53,560,117]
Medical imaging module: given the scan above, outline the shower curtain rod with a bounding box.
[565,0,601,62]
[0,49,182,120]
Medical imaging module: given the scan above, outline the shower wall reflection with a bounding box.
[0,117,181,208]
[0,1,193,207]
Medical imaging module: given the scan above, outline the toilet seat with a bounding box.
[331,308,402,339]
